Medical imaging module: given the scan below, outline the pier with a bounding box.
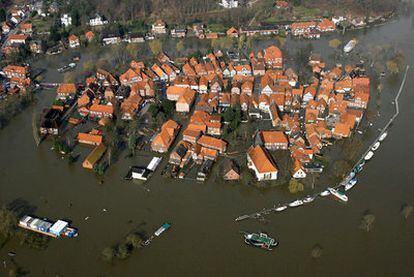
[235,65,410,222]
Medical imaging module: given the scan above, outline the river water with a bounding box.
[1,12,414,277]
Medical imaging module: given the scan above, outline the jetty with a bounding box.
[234,65,410,222]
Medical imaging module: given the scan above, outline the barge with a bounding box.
[18,215,78,238]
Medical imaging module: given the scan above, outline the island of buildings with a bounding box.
[1,40,370,183]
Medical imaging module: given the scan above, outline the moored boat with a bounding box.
[303,195,316,203]
[328,188,348,202]
[320,190,330,197]
[371,142,380,151]
[154,223,171,237]
[344,178,357,191]
[379,131,388,142]
[288,199,304,208]
[243,232,278,250]
[344,39,357,53]
[364,151,374,161]
[275,205,288,212]
[235,215,250,222]
[18,215,78,238]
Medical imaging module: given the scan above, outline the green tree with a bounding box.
[176,40,185,53]
[116,243,130,260]
[401,204,413,220]
[0,8,6,23]
[311,244,323,259]
[102,247,115,262]
[125,233,142,249]
[0,207,17,245]
[161,99,175,117]
[288,178,304,193]
[238,34,246,50]
[329,38,342,49]
[71,9,81,27]
[359,211,376,232]
[149,39,163,55]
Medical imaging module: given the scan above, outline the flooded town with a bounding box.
[0,0,414,276]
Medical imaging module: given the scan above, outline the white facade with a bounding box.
[247,154,278,181]
[293,168,307,179]
[61,14,72,27]
[219,0,239,9]
[102,37,121,45]
[89,14,108,26]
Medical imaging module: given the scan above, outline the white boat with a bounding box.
[344,39,357,53]
[344,178,357,191]
[303,195,316,203]
[275,205,288,212]
[364,151,374,161]
[371,142,380,151]
[320,190,330,197]
[288,200,304,208]
[328,188,348,202]
[379,132,388,142]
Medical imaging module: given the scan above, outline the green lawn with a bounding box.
[31,16,53,33]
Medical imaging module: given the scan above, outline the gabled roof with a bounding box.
[248,145,278,173]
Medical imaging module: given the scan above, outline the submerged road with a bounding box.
[235,65,411,222]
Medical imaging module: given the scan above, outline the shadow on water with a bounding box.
[6,198,37,217]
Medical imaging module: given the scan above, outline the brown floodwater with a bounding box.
[1,12,414,277]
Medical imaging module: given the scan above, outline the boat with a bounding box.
[353,160,365,173]
[57,63,76,73]
[235,215,250,222]
[18,215,78,238]
[320,190,330,197]
[328,188,348,202]
[344,178,357,191]
[288,199,304,208]
[243,232,278,250]
[371,141,380,151]
[379,132,388,142]
[344,39,357,53]
[275,205,288,212]
[154,223,171,237]
[364,151,374,161]
[303,195,316,203]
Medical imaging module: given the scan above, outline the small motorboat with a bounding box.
[303,195,316,203]
[379,131,388,142]
[328,188,348,202]
[243,232,278,250]
[275,205,288,212]
[288,199,304,208]
[371,141,380,151]
[154,223,171,237]
[344,178,357,191]
[320,190,330,197]
[235,215,250,222]
[364,151,374,161]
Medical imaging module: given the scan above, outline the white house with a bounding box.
[219,0,239,9]
[89,14,108,27]
[61,14,72,27]
[102,35,121,45]
[247,145,278,181]
[292,160,307,179]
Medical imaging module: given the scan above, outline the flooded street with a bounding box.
[1,12,414,277]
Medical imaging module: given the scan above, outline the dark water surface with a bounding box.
[1,13,414,277]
